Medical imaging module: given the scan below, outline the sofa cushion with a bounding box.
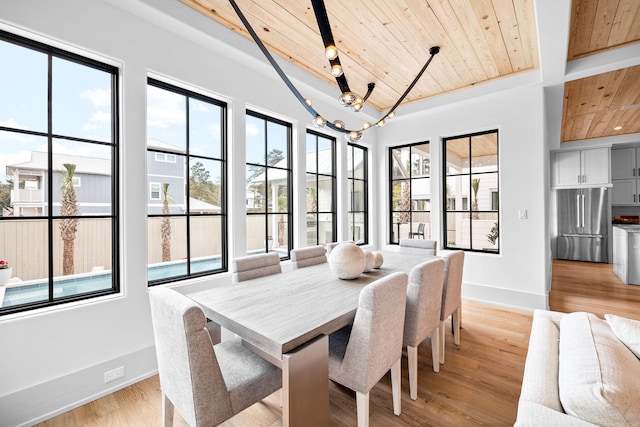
[558,312,640,426]
[605,314,640,359]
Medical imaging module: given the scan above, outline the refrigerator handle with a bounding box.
[576,194,581,228]
[581,194,586,228]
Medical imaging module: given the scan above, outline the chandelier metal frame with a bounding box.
[228,0,440,142]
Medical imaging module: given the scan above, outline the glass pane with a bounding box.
[272,213,288,255]
[411,177,430,211]
[317,136,332,175]
[247,165,265,213]
[352,146,365,180]
[471,132,498,173]
[267,121,287,166]
[0,219,49,308]
[0,40,47,133]
[1,134,48,217]
[411,212,431,240]
[52,57,112,142]
[246,115,265,165]
[52,218,113,294]
[189,158,222,212]
[317,176,332,212]
[472,172,499,212]
[350,212,365,243]
[306,174,317,213]
[246,214,266,254]
[189,98,222,159]
[270,182,288,213]
[445,212,470,250]
[471,213,499,251]
[413,143,430,176]
[317,212,333,244]
[393,180,411,214]
[52,139,112,216]
[350,179,365,212]
[391,213,410,243]
[147,215,188,280]
[306,134,317,173]
[445,137,469,175]
[147,154,187,215]
[446,176,469,212]
[147,85,186,152]
[189,216,223,273]
[306,213,317,246]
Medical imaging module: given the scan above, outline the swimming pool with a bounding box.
[1,257,222,308]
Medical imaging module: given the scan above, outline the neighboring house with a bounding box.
[6,151,111,216]
[146,139,186,215]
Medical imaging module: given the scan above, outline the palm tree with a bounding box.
[471,178,480,219]
[161,183,172,262]
[60,163,79,275]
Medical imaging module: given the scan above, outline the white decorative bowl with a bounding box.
[373,252,384,269]
[328,242,365,279]
[363,251,375,272]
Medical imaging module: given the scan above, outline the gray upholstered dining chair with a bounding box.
[149,287,282,427]
[290,245,327,270]
[403,257,446,400]
[328,272,408,427]
[439,250,465,364]
[399,237,437,256]
[231,252,282,283]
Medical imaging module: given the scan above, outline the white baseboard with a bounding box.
[462,281,548,311]
[0,346,157,427]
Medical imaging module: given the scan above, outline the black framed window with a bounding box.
[443,129,499,253]
[146,78,227,284]
[389,142,431,244]
[0,30,119,315]
[246,111,292,258]
[347,143,368,244]
[306,130,336,245]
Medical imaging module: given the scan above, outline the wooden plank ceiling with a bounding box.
[562,0,640,142]
[181,0,639,142]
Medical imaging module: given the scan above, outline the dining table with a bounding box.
[186,249,434,427]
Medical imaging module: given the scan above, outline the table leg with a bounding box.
[282,335,329,427]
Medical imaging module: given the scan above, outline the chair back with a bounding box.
[399,238,437,255]
[149,287,233,426]
[403,258,446,347]
[232,252,282,283]
[341,272,408,392]
[440,251,465,319]
[290,245,327,270]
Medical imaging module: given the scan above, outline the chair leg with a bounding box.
[439,320,446,364]
[453,307,461,346]
[356,391,370,427]
[407,346,417,400]
[162,392,174,427]
[430,328,440,372]
[391,359,401,416]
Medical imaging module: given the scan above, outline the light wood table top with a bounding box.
[188,250,433,359]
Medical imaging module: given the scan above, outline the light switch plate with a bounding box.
[518,209,527,220]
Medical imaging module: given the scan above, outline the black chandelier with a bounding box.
[229,0,440,142]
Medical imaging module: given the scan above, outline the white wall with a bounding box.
[377,86,549,310]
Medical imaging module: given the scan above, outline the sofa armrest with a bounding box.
[515,402,599,427]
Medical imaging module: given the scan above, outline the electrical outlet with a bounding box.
[104,366,125,383]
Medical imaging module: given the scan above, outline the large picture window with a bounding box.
[306,130,336,245]
[246,111,292,258]
[0,30,119,314]
[146,78,227,284]
[389,142,431,244]
[347,143,368,244]
[443,129,499,253]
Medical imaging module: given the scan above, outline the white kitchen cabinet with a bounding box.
[612,179,639,205]
[611,147,640,179]
[552,147,610,187]
[613,225,640,285]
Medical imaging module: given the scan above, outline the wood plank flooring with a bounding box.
[37,260,640,426]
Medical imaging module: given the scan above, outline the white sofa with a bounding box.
[515,310,640,426]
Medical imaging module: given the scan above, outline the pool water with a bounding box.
[2,257,222,308]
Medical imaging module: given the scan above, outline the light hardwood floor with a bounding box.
[37,260,640,426]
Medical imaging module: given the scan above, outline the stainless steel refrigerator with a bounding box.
[557,188,609,263]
